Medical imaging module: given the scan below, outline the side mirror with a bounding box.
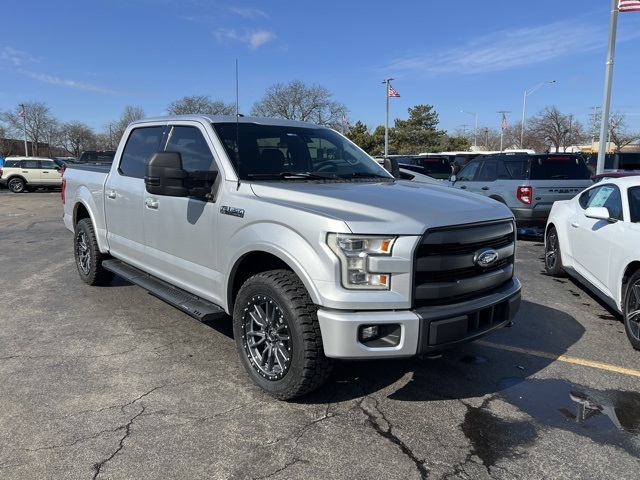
[585,206,616,223]
[450,174,457,183]
[145,151,188,197]
[383,158,400,178]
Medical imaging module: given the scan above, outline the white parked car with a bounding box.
[544,176,640,349]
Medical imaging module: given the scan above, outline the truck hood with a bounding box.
[250,180,513,235]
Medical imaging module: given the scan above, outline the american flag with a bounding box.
[501,114,507,130]
[619,0,640,12]
[388,84,401,98]
[18,110,25,118]
[610,118,617,131]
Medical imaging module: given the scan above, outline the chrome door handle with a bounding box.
[106,190,117,199]
[145,198,159,209]
[571,221,579,228]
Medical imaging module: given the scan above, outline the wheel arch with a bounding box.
[621,261,640,307]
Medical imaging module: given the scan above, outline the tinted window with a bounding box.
[503,160,528,180]
[23,160,38,169]
[628,187,640,223]
[457,161,480,181]
[477,161,498,181]
[165,126,215,172]
[40,160,57,169]
[530,155,590,180]
[119,127,164,178]
[5,160,21,168]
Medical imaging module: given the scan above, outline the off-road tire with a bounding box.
[233,270,333,400]
[544,227,565,277]
[623,270,640,350]
[74,218,115,286]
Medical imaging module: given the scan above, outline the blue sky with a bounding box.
[2,0,640,136]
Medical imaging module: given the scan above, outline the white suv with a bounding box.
[0,157,63,193]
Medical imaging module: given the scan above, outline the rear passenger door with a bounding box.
[104,126,165,266]
[38,159,62,186]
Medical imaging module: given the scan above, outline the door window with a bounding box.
[119,126,165,178]
[164,126,215,172]
[579,184,623,220]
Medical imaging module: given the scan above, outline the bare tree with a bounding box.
[60,121,96,156]
[609,112,640,152]
[167,95,236,115]
[0,101,56,156]
[250,80,347,129]
[528,106,585,152]
[110,105,146,147]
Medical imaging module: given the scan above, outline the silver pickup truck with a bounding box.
[62,115,521,399]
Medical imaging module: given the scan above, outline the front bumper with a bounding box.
[318,277,521,359]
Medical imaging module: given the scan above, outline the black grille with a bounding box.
[414,220,516,307]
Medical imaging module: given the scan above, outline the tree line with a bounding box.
[1,80,638,158]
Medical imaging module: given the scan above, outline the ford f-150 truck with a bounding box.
[62,115,521,399]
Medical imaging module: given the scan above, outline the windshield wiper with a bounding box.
[246,171,339,180]
[338,172,393,179]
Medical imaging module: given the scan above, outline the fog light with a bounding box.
[359,325,380,341]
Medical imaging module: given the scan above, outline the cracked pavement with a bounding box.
[1,191,639,479]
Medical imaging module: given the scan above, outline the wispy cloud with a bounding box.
[229,7,268,20]
[1,47,39,66]
[378,20,631,77]
[20,69,117,93]
[214,28,276,50]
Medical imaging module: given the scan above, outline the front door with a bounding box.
[142,125,220,303]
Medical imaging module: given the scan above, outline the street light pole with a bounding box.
[461,110,478,146]
[520,80,556,148]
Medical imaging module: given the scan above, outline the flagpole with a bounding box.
[19,104,28,156]
[597,0,619,174]
[383,78,393,158]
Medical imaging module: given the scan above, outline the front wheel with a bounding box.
[74,219,114,286]
[544,227,565,277]
[233,270,333,400]
[623,270,640,350]
[8,178,26,193]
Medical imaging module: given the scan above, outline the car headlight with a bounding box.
[327,234,396,290]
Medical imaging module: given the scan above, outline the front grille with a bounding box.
[413,220,516,307]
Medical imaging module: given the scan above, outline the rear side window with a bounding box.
[529,155,590,180]
[119,126,165,178]
[4,160,21,168]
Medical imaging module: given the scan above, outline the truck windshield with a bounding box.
[212,122,391,181]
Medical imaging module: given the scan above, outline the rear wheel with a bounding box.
[8,178,25,193]
[74,219,114,286]
[544,227,565,277]
[623,270,640,350]
[233,270,333,400]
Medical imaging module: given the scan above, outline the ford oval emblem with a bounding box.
[474,249,499,268]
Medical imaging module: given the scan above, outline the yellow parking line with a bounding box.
[477,340,640,378]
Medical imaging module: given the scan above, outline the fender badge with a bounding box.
[221,206,245,218]
[474,249,499,268]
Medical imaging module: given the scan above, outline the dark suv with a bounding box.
[396,155,452,179]
[450,153,592,228]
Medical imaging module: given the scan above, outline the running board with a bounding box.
[102,259,226,322]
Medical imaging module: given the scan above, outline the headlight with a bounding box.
[327,234,396,290]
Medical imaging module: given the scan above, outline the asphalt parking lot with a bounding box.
[1,189,639,480]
